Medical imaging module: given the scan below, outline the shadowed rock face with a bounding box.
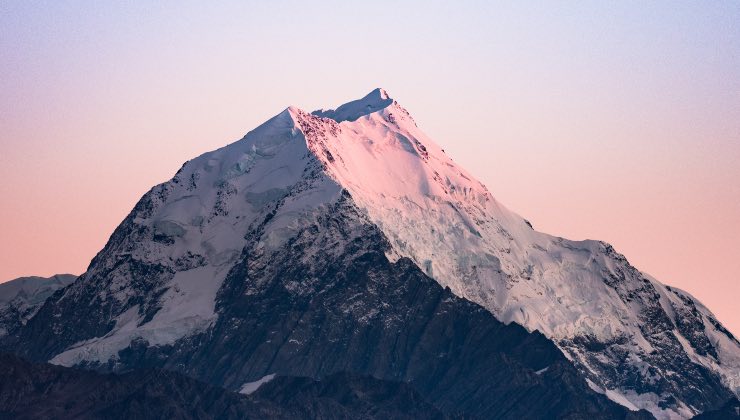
[691,397,740,420]
[0,353,451,420]
[0,352,256,420]
[247,372,451,420]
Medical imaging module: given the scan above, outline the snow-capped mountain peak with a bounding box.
[312,87,395,122]
[9,89,739,419]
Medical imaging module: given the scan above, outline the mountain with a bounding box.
[2,89,737,418]
[0,353,451,420]
[0,274,76,337]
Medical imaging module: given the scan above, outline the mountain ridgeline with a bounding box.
[0,274,76,338]
[2,89,738,419]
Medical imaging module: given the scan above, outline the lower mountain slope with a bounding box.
[0,353,449,420]
[0,352,256,420]
[247,372,451,420]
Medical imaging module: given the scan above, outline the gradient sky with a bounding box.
[1,1,738,334]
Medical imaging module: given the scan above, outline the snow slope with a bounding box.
[303,89,740,418]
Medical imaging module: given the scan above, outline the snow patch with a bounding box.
[586,379,693,419]
[239,374,276,395]
[51,265,227,366]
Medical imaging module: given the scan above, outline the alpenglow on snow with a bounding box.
[7,89,739,419]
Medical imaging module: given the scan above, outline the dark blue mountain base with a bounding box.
[0,353,451,420]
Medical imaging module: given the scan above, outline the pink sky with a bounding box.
[1,2,738,335]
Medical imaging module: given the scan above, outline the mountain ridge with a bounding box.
[0,274,77,338]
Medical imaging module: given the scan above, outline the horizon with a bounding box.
[1,0,738,342]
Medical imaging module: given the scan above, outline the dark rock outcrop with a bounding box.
[692,397,740,419]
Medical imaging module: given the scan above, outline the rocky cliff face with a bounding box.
[3,89,737,418]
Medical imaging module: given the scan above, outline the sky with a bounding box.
[1,1,738,334]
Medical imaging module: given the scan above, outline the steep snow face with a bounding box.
[303,90,740,418]
[0,274,76,336]
[50,108,345,366]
